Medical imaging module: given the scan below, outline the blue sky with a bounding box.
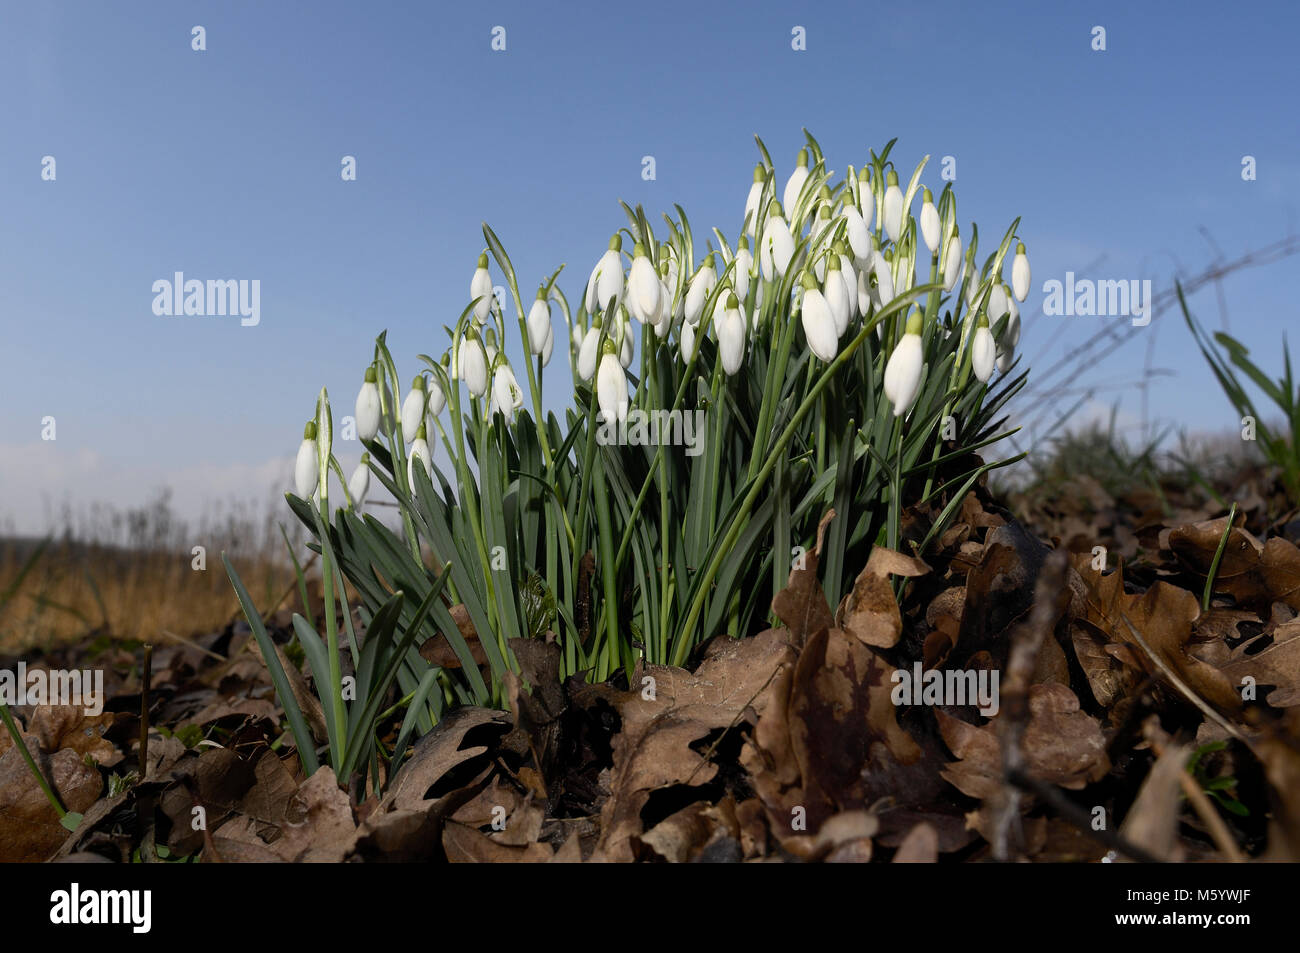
[1,0,1297,533]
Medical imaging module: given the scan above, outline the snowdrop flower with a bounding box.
[855,166,875,229]
[294,421,319,500]
[653,261,673,337]
[457,331,489,397]
[1012,242,1031,302]
[873,250,896,309]
[684,253,717,326]
[882,169,904,243]
[843,205,872,267]
[585,235,624,315]
[800,271,839,363]
[988,282,1009,325]
[734,235,753,303]
[489,361,524,419]
[407,424,432,494]
[427,362,447,417]
[783,148,810,220]
[596,345,629,423]
[348,454,370,507]
[470,252,493,323]
[355,367,381,442]
[527,288,551,354]
[571,321,584,352]
[971,315,996,383]
[718,293,746,375]
[857,267,873,318]
[883,309,925,417]
[627,243,661,324]
[919,188,941,255]
[482,327,500,367]
[942,229,964,292]
[680,321,697,363]
[743,164,767,237]
[577,322,602,380]
[760,201,795,281]
[824,256,850,336]
[401,376,427,443]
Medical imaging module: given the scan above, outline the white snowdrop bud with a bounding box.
[596,346,628,423]
[883,310,925,417]
[873,251,896,308]
[527,289,551,354]
[427,362,447,417]
[585,235,624,315]
[401,376,427,444]
[294,421,319,500]
[835,242,858,321]
[843,205,872,266]
[458,332,488,398]
[988,282,1009,324]
[744,164,767,237]
[627,243,661,324]
[855,166,874,233]
[680,320,697,363]
[760,202,795,281]
[800,271,839,363]
[407,424,432,494]
[882,169,904,243]
[971,315,996,383]
[783,148,810,220]
[684,254,717,326]
[718,293,746,376]
[824,255,850,336]
[577,324,601,380]
[470,252,493,323]
[1012,242,1031,302]
[919,188,941,254]
[355,367,381,442]
[348,454,371,507]
[943,231,964,292]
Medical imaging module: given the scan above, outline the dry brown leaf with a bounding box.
[1170,519,1300,611]
[0,738,102,862]
[840,547,931,649]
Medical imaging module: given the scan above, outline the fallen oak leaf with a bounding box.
[839,547,931,649]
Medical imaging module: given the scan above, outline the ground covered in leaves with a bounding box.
[4,468,1300,863]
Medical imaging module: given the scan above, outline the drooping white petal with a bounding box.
[628,254,661,324]
[971,325,996,383]
[734,247,753,303]
[919,197,941,253]
[883,181,904,243]
[427,376,446,417]
[801,285,839,363]
[355,380,381,442]
[470,257,493,323]
[527,296,551,354]
[684,259,717,326]
[783,162,809,219]
[718,302,746,375]
[943,236,964,292]
[680,321,697,363]
[824,267,850,336]
[294,438,318,500]
[883,333,924,417]
[596,351,628,423]
[401,386,427,443]
[843,207,872,265]
[407,438,432,494]
[577,326,601,380]
[348,460,370,506]
[460,337,488,397]
[1012,245,1031,302]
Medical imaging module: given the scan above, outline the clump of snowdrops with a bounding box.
[228,133,1030,784]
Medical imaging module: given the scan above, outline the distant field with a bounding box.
[0,493,308,654]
